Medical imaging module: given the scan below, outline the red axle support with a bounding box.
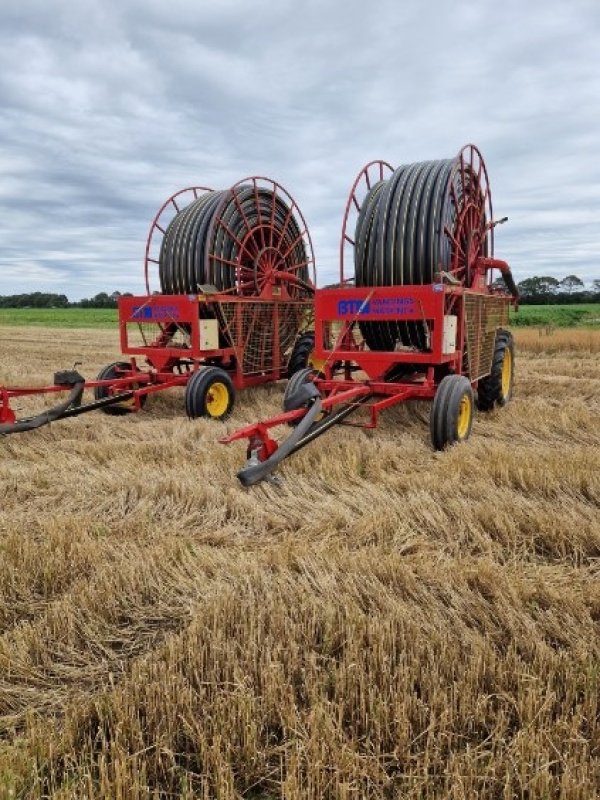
[221,383,371,455]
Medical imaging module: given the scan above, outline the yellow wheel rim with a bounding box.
[117,385,138,409]
[457,393,472,439]
[501,348,512,398]
[206,381,229,417]
[307,352,326,373]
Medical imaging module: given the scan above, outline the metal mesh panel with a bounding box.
[464,294,509,380]
[216,302,313,375]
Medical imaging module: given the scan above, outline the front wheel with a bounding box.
[185,367,235,420]
[430,375,474,450]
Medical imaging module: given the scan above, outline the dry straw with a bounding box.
[0,326,598,798]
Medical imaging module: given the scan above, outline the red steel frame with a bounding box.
[223,265,514,458]
[222,147,518,463]
[1,289,311,429]
[117,292,302,389]
[1,178,316,429]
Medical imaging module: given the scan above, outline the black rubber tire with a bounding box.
[185,367,235,420]
[430,374,474,450]
[288,332,315,377]
[284,367,317,408]
[283,367,320,426]
[94,362,147,416]
[477,329,514,411]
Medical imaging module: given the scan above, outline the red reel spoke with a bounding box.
[218,219,258,259]
[274,202,296,252]
[447,145,493,286]
[340,160,394,283]
[284,259,311,273]
[230,190,257,244]
[205,176,315,299]
[144,185,213,294]
[268,186,279,249]
[281,230,306,260]
[251,180,267,251]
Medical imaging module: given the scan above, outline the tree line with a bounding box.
[0,291,133,309]
[0,277,599,308]
[494,275,600,304]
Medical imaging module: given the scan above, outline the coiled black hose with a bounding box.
[159,186,309,298]
[354,156,488,351]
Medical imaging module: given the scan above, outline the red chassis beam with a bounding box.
[0,368,188,428]
[220,377,435,463]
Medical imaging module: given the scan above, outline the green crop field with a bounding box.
[510,303,600,327]
[0,303,599,330]
[0,308,118,328]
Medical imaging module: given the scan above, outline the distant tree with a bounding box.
[78,292,116,308]
[592,279,600,293]
[517,276,560,298]
[0,292,70,308]
[560,275,584,294]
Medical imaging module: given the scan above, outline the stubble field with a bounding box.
[0,325,599,799]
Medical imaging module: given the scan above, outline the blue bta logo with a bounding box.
[132,305,180,321]
[337,299,370,315]
[337,297,416,316]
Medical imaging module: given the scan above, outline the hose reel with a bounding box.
[346,145,493,351]
[145,177,315,300]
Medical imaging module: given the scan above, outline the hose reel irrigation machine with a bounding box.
[223,145,519,485]
[0,145,518,488]
[0,177,316,432]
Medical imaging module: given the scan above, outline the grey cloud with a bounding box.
[0,0,599,298]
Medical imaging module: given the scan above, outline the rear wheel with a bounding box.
[185,367,235,420]
[477,329,514,411]
[288,332,318,377]
[283,367,323,426]
[430,374,474,450]
[94,362,147,415]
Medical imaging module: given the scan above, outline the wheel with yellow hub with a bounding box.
[430,375,474,450]
[477,329,514,411]
[288,332,324,377]
[283,367,324,426]
[94,362,147,415]
[185,367,235,420]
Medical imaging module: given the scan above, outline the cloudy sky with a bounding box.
[0,0,598,298]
